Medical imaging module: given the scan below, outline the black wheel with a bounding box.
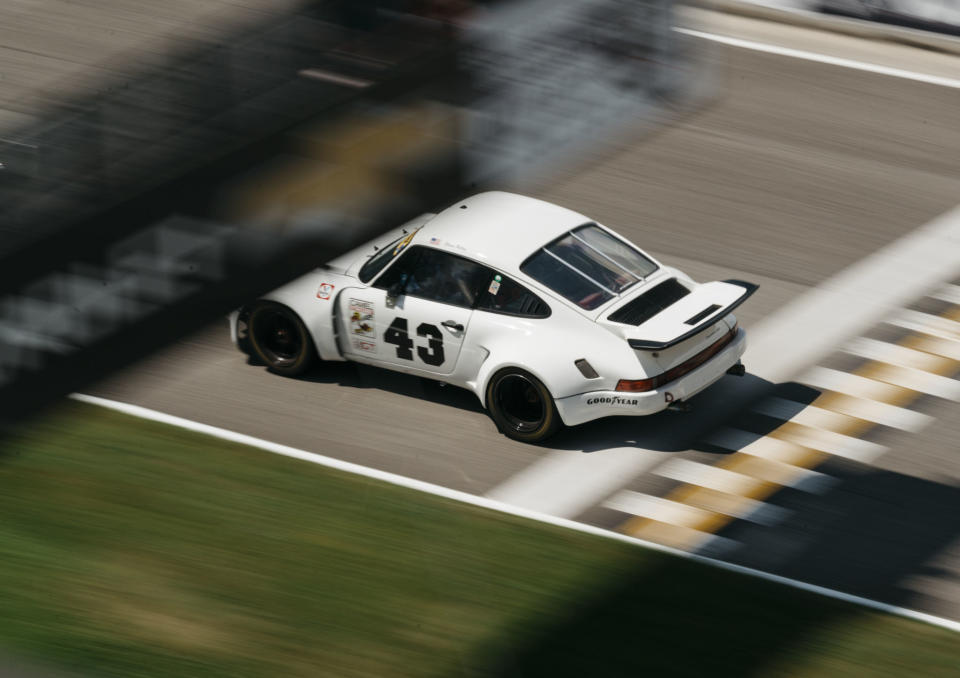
[235,307,253,356]
[486,368,562,443]
[247,301,316,376]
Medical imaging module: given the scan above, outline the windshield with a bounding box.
[358,230,419,283]
[520,224,658,310]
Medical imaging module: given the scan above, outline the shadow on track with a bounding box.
[447,460,960,677]
[275,358,487,415]
[717,461,960,617]
[271,357,781,453]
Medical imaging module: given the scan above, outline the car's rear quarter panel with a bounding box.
[463,304,636,407]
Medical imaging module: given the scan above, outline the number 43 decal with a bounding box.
[384,317,445,366]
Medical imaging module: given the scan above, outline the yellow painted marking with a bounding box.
[221,103,458,222]
[721,453,817,486]
[904,334,960,361]
[625,519,719,551]
[684,487,771,519]
[620,303,960,546]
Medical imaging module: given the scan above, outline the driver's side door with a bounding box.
[339,246,492,376]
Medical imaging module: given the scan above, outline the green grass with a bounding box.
[0,402,957,678]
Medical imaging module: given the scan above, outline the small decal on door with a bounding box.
[356,339,376,353]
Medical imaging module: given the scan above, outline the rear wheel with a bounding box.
[486,368,562,443]
[247,302,316,376]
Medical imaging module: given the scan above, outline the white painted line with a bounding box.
[912,335,960,361]
[656,456,828,494]
[680,436,834,488]
[752,397,856,432]
[801,366,900,401]
[605,490,715,528]
[843,336,946,372]
[705,427,805,463]
[744,204,960,384]
[705,423,884,464]
[931,283,960,305]
[888,309,960,342]
[297,68,372,88]
[751,393,932,433]
[69,393,960,633]
[675,28,960,89]
[656,458,760,495]
[485,446,669,518]
[780,425,887,464]
[819,394,934,433]
[868,364,960,401]
[606,488,790,528]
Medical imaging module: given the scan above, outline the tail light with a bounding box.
[616,377,657,392]
[617,327,737,393]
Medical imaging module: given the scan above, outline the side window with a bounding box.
[375,246,489,309]
[475,273,551,318]
[373,247,421,291]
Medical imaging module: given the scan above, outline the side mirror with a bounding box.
[386,281,404,307]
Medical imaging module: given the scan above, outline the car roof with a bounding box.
[415,192,590,275]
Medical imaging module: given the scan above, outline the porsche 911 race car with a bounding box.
[230,192,756,442]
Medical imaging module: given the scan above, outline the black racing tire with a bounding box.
[486,368,563,444]
[247,301,316,377]
[235,307,254,356]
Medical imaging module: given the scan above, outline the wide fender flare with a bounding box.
[474,356,560,410]
[250,272,349,361]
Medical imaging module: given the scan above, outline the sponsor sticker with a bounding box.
[316,282,335,300]
[585,395,640,407]
[349,298,376,351]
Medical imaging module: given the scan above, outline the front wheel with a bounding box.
[247,301,316,377]
[486,368,563,444]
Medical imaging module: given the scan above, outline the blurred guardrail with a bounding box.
[709,0,960,35]
[0,0,703,427]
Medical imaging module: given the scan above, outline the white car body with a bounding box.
[231,192,755,429]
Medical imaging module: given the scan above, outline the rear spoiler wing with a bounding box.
[627,280,758,351]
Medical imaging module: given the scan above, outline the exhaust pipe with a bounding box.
[726,362,746,377]
[667,400,691,413]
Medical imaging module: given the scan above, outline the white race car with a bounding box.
[231,192,756,442]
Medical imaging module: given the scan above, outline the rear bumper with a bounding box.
[554,328,747,426]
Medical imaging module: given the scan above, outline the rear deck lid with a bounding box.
[608,278,757,350]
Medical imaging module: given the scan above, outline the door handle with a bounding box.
[441,320,464,332]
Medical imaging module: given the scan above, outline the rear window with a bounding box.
[520,224,658,310]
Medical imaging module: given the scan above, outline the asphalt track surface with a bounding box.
[79,13,960,620]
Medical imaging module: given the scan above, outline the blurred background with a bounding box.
[1,0,958,676]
